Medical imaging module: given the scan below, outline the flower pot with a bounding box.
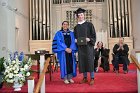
[13,82,22,91]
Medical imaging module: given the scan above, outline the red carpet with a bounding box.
[45,63,137,93]
[0,63,138,93]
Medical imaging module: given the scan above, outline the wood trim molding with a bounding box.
[130,54,140,71]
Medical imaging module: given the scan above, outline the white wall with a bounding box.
[0,4,8,57]
[0,0,16,57]
[131,0,140,49]
[0,0,29,58]
[15,0,29,53]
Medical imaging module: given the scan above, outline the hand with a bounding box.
[86,38,90,42]
[119,44,124,50]
[69,48,72,53]
[75,39,77,43]
[121,46,124,50]
[117,47,120,51]
[67,48,72,53]
[65,48,72,53]
[120,44,123,47]
[65,48,69,53]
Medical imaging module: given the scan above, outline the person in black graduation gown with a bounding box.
[74,8,96,85]
[112,37,130,74]
[94,41,110,72]
[52,21,77,84]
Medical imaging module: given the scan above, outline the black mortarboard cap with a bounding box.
[74,8,86,16]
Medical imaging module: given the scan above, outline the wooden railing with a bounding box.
[130,54,140,71]
[34,57,50,93]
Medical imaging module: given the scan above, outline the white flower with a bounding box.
[4,52,32,84]
[19,74,23,77]
[15,58,19,63]
[20,68,25,71]
[21,76,25,81]
[4,69,9,74]
[7,79,14,83]
[9,73,14,78]
[26,72,30,76]
[8,68,12,71]
[5,75,8,79]
[24,64,29,70]
[16,67,19,71]
[14,70,18,74]
[12,60,16,64]
[12,66,16,70]
[7,66,10,69]
[7,58,11,63]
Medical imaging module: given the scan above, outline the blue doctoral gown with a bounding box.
[52,30,77,79]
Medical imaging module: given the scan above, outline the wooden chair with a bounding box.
[111,53,130,72]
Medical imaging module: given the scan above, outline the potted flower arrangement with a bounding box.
[0,57,5,88]
[3,51,32,91]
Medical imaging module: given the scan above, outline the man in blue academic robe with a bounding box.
[52,21,77,84]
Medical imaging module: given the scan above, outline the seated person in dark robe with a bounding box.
[52,21,77,84]
[112,37,130,74]
[94,41,110,72]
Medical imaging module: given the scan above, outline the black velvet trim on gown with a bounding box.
[62,31,73,74]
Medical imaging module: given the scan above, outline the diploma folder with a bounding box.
[77,37,87,45]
